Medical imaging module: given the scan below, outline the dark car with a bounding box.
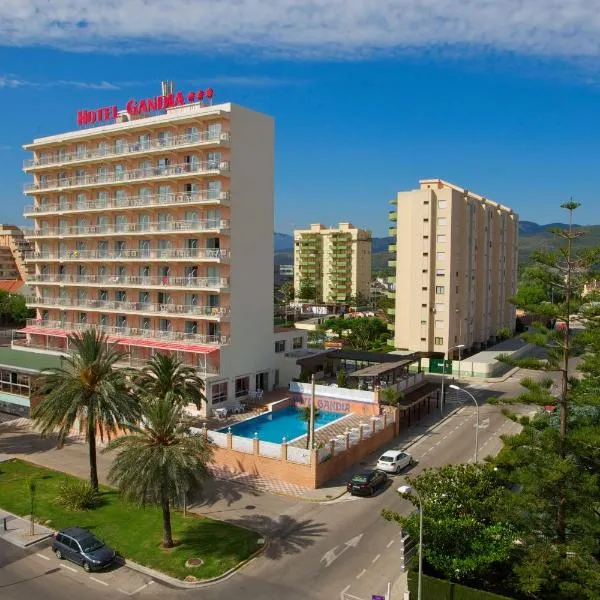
[51,527,116,572]
[347,469,389,496]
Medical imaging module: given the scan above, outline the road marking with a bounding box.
[372,554,381,563]
[60,563,78,573]
[36,553,50,560]
[340,584,351,599]
[321,533,364,567]
[89,576,109,586]
[356,568,366,579]
[387,539,395,548]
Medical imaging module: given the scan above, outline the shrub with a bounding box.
[56,478,101,511]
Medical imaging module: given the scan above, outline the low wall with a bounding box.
[289,381,380,416]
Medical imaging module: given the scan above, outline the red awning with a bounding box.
[19,327,220,354]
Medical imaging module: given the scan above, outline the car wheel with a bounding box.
[409,457,414,465]
[83,561,91,573]
[55,549,64,560]
[395,465,401,474]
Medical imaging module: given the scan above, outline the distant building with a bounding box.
[293,222,371,303]
[279,264,294,278]
[0,224,32,281]
[388,179,518,357]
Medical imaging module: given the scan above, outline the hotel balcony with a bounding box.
[24,160,231,194]
[24,131,231,171]
[24,247,230,263]
[20,318,229,347]
[23,191,231,217]
[26,297,230,320]
[27,273,230,291]
[388,260,397,268]
[389,210,397,221]
[24,219,230,240]
[388,243,396,253]
[388,227,397,237]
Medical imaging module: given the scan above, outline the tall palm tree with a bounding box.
[105,396,213,548]
[31,329,138,491]
[299,405,321,449]
[135,353,205,409]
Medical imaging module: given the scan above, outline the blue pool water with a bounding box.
[221,406,344,443]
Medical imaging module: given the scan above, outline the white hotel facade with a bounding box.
[18,90,276,413]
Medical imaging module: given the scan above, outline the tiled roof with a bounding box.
[0,280,25,293]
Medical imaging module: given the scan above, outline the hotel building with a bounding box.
[388,179,518,357]
[19,88,275,413]
[293,223,372,303]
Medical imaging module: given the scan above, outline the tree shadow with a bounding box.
[0,431,79,456]
[226,513,328,560]
[188,477,261,511]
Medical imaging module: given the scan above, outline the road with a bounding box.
[0,378,533,600]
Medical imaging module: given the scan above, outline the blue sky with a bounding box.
[2,1,600,236]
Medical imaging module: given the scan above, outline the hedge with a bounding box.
[407,570,514,600]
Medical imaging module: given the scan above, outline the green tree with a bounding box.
[298,280,318,302]
[511,265,565,309]
[105,395,213,548]
[299,405,321,449]
[279,281,295,305]
[318,316,390,351]
[382,464,517,587]
[134,353,205,410]
[32,330,139,491]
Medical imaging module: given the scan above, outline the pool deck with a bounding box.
[288,412,369,448]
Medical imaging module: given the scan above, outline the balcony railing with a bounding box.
[27,273,229,290]
[24,131,231,169]
[24,319,228,346]
[27,297,230,318]
[23,191,230,215]
[24,219,230,239]
[24,160,231,193]
[24,248,230,262]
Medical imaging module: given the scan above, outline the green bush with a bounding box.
[56,478,101,511]
[407,571,515,600]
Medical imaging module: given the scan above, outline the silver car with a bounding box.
[376,450,413,473]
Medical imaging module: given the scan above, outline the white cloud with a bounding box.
[0,75,121,89]
[0,0,599,58]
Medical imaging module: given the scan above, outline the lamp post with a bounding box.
[449,384,479,463]
[398,484,423,600]
[440,344,465,415]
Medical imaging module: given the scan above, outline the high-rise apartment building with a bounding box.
[19,86,275,413]
[388,179,518,357]
[0,224,33,280]
[293,223,372,303]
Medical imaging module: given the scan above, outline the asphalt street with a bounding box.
[0,374,537,600]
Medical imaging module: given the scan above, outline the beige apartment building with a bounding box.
[0,224,32,280]
[19,89,275,413]
[293,222,372,303]
[388,179,518,357]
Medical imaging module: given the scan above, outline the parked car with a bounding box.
[347,469,389,496]
[52,527,116,572]
[376,450,413,474]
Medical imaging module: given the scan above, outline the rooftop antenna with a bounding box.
[160,80,174,96]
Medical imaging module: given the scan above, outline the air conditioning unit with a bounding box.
[219,161,228,170]
[220,132,229,142]
[219,191,228,201]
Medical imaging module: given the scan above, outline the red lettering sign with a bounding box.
[76,89,215,126]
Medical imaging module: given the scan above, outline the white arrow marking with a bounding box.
[474,418,490,429]
[321,533,364,567]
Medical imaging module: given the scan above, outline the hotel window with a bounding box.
[208,122,222,139]
[114,138,127,154]
[435,303,445,312]
[58,148,67,161]
[139,159,152,176]
[437,217,447,226]
[75,144,87,159]
[99,290,108,301]
[207,152,222,169]
[115,240,127,256]
[185,321,198,334]
[115,215,128,232]
[158,185,171,203]
[139,291,150,304]
[437,235,446,244]
[157,157,170,175]
[159,318,172,332]
[436,252,446,261]
[235,376,249,398]
[79,312,87,325]
[96,166,107,182]
[436,269,445,277]
[185,127,200,143]
[435,286,445,294]
[438,199,447,208]
[114,164,125,181]
[184,154,199,171]
[97,141,109,156]
[75,193,86,209]
[96,191,108,207]
[97,240,108,257]
[141,317,150,331]
[99,314,108,327]
[115,189,127,206]
[275,340,286,353]
[211,381,228,404]
[116,265,127,279]
[420,320,427,325]
[207,180,221,198]
[434,337,444,345]
[116,290,127,302]
[77,288,88,302]
[116,315,127,330]
[138,134,150,150]
[435,320,444,328]
[138,215,150,233]
[58,194,68,210]
[157,130,171,147]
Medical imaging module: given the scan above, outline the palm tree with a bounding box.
[299,405,321,449]
[31,329,138,491]
[134,353,205,409]
[105,395,213,548]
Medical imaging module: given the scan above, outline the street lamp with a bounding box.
[398,484,423,600]
[449,384,479,463]
[440,344,465,415]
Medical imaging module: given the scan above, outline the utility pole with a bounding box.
[309,374,316,449]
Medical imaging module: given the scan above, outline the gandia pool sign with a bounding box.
[76,88,215,126]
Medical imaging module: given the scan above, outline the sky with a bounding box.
[2,0,600,236]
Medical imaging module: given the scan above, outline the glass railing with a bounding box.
[24,219,230,238]
[23,190,230,215]
[24,131,231,169]
[27,273,229,289]
[24,318,228,345]
[24,248,230,261]
[27,297,230,318]
[24,160,231,192]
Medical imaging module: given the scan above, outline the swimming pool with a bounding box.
[221,406,345,443]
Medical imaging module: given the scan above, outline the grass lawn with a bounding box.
[0,459,260,580]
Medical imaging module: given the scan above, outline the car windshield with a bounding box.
[79,536,104,552]
[379,456,394,462]
[352,474,369,483]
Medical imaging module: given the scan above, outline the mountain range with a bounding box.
[273,221,600,272]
